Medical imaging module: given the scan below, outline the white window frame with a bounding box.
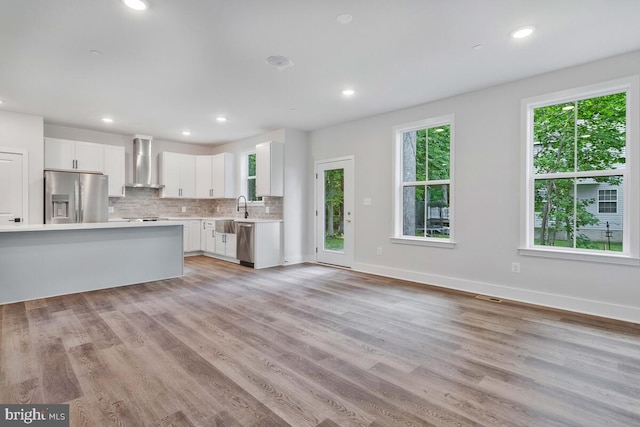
[391,114,455,249]
[239,150,263,205]
[519,76,640,265]
[598,189,617,214]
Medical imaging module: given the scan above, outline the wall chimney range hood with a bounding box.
[126,135,164,188]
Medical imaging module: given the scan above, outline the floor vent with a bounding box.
[475,295,503,303]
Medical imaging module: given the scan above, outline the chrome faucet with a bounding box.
[237,195,248,218]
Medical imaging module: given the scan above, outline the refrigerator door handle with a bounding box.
[79,183,85,223]
[74,179,80,222]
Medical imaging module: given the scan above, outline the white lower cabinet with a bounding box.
[254,221,282,269]
[176,220,201,253]
[215,232,236,258]
[202,220,216,253]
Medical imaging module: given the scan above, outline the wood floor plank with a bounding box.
[1,256,639,427]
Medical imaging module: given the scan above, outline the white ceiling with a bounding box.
[1,1,640,144]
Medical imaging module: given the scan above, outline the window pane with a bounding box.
[577,92,626,172]
[426,184,450,238]
[324,168,344,252]
[535,177,623,252]
[427,125,450,180]
[577,177,623,252]
[403,185,425,236]
[534,178,575,248]
[248,153,256,176]
[248,178,258,201]
[402,130,426,182]
[533,102,576,173]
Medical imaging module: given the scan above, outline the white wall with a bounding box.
[44,124,213,184]
[309,50,640,323]
[0,110,44,224]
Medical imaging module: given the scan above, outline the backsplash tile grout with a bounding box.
[109,188,283,219]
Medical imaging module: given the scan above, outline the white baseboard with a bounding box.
[283,254,314,265]
[353,262,640,325]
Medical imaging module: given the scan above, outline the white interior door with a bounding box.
[316,158,354,268]
[0,151,25,225]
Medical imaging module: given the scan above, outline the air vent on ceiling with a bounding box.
[266,55,294,70]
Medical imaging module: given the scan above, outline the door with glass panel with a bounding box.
[316,158,354,268]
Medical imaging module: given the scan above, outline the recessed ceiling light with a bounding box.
[562,105,575,111]
[90,49,102,56]
[472,44,484,51]
[511,26,535,39]
[337,14,353,25]
[102,117,114,123]
[182,130,191,136]
[0,100,3,105]
[216,116,227,123]
[342,89,355,97]
[121,0,148,11]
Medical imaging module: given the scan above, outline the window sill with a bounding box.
[518,247,640,266]
[391,236,456,249]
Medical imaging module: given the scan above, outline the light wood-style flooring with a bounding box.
[1,256,640,426]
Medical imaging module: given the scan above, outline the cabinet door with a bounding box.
[200,221,208,251]
[256,141,284,197]
[195,156,213,198]
[187,220,201,252]
[44,138,75,170]
[211,154,225,198]
[104,145,125,197]
[206,228,216,253]
[215,232,226,255]
[75,141,104,172]
[225,234,237,258]
[180,155,197,198]
[159,153,181,197]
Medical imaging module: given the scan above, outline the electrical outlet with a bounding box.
[377,247,382,255]
[181,207,186,213]
[108,206,114,213]
[265,206,270,214]
[511,262,521,273]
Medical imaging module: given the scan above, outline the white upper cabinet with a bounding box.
[159,152,196,198]
[103,145,125,197]
[212,153,235,198]
[195,156,213,198]
[45,138,104,172]
[195,153,235,199]
[256,141,284,197]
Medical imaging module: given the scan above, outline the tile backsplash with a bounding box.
[109,187,283,219]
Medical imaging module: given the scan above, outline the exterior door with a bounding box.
[0,151,25,225]
[316,157,354,268]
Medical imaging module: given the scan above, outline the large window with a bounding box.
[393,115,454,247]
[523,77,638,262]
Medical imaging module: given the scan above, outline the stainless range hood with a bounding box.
[126,135,164,188]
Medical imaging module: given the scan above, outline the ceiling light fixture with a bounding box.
[216,116,227,123]
[342,89,355,97]
[182,130,191,136]
[102,117,114,123]
[121,0,148,11]
[0,100,3,105]
[511,26,535,39]
[90,49,103,56]
[266,55,294,70]
[472,44,484,51]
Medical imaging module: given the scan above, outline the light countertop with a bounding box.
[0,221,184,233]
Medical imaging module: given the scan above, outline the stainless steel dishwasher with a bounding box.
[236,222,255,267]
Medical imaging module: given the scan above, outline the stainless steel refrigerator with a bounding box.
[44,170,109,224]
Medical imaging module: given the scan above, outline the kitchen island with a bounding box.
[0,221,184,305]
